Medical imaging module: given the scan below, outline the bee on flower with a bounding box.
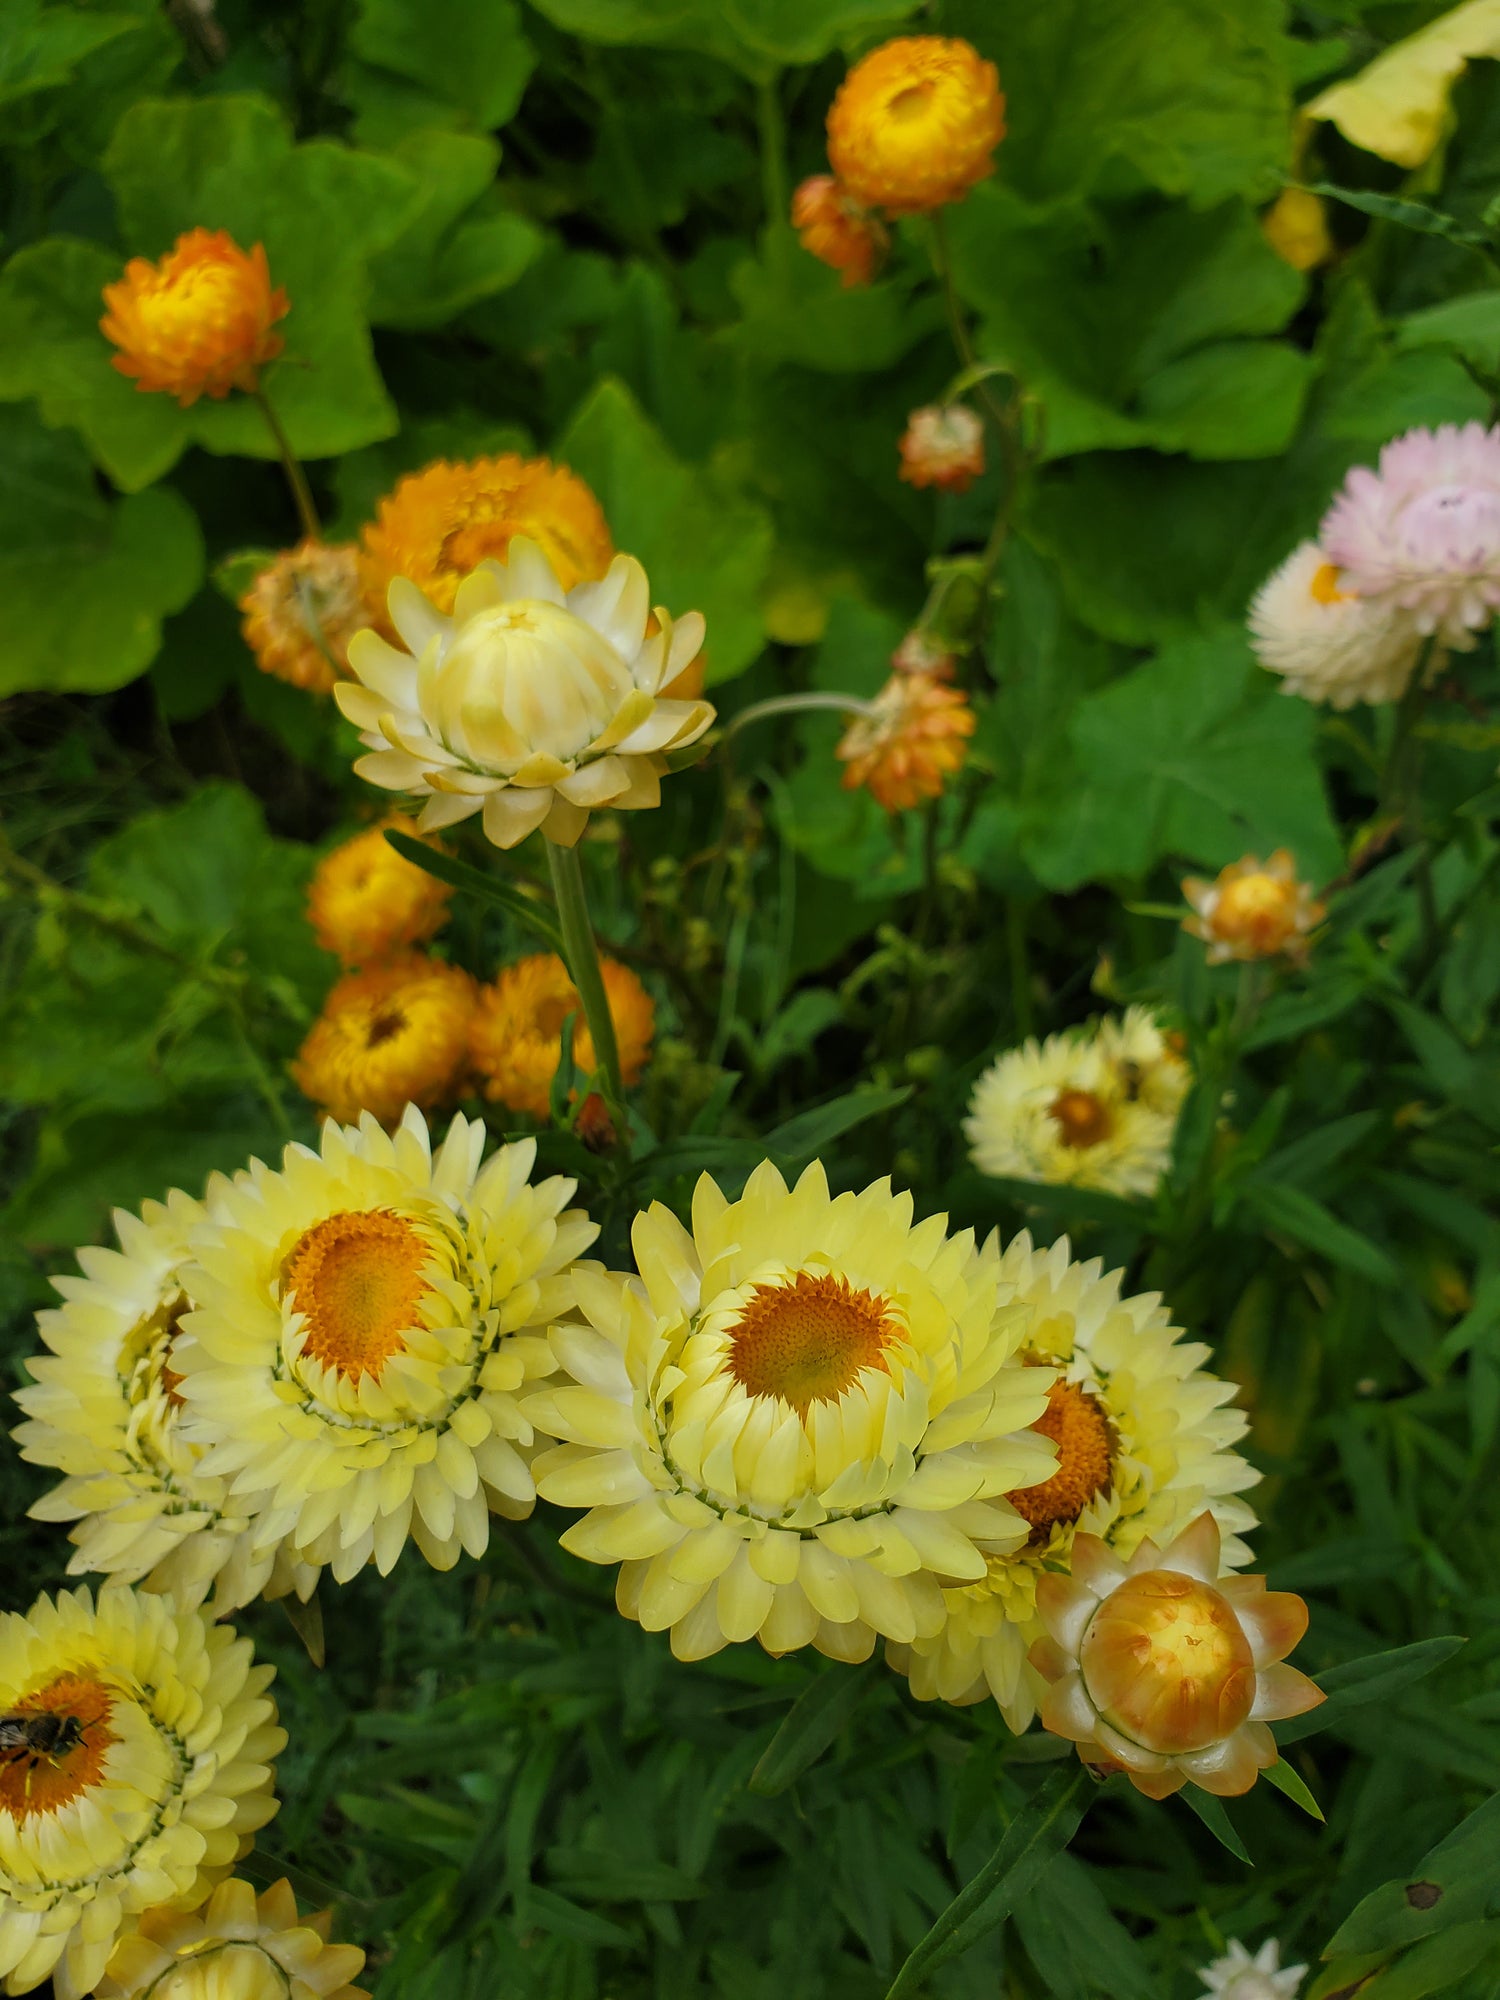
[293,954,476,1127]
[827,36,1005,216]
[100,228,288,406]
[965,1007,1189,1199]
[836,670,976,811]
[240,541,364,695]
[1182,851,1325,965]
[94,1877,368,2000]
[306,817,452,968]
[790,174,886,287]
[1028,1510,1323,1797]
[898,403,986,493]
[470,952,654,1120]
[1197,1938,1306,2000]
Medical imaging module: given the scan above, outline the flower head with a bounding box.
[470,952,654,1120]
[1320,421,1500,643]
[175,1107,596,1583]
[790,175,885,287]
[889,1233,1258,1731]
[1029,1512,1322,1798]
[1198,1938,1306,2000]
[307,819,452,968]
[899,404,986,493]
[336,537,714,850]
[827,36,1005,215]
[100,229,288,406]
[1182,851,1324,965]
[1249,540,1427,709]
[95,1876,367,2000]
[359,455,614,633]
[837,671,975,812]
[0,1585,283,2000]
[965,1007,1189,1199]
[240,542,364,695]
[293,955,475,1127]
[1260,189,1333,272]
[525,1160,1058,1664]
[13,1190,314,1616]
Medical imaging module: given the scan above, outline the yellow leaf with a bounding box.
[1307,0,1500,168]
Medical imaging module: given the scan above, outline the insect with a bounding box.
[0,1711,89,1796]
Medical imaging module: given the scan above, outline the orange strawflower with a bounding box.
[790,174,886,287]
[100,228,288,406]
[358,455,614,634]
[469,952,654,1120]
[292,954,476,1127]
[1181,850,1326,965]
[836,671,976,811]
[306,817,452,967]
[899,403,986,493]
[827,36,1005,216]
[239,540,363,694]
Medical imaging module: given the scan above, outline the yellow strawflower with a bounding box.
[469,951,655,1119]
[827,36,1005,215]
[0,1586,284,2000]
[306,818,452,968]
[100,229,287,406]
[95,1877,367,2000]
[1181,851,1325,964]
[292,954,476,1127]
[240,542,364,696]
[524,1161,1057,1664]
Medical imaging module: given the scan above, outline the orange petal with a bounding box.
[1250,1662,1325,1722]
[1237,1589,1311,1666]
[1158,1511,1221,1584]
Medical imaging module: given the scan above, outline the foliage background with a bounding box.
[2,0,1500,1993]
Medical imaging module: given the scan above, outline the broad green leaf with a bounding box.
[1327,1794,1500,1958]
[731,229,941,377]
[0,0,137,112]
[1277,1636,1467,1745]
[525,0,919,76]
[348,0,535,132]
[748,1662,876,1797]
[558,376,773,683]
[365,131,541,330]
[1397,290,1500,375]
[1135,339,1313,460]
[1345,1921,1500,2000]
[0,403,201,695]
[384,833,564,953]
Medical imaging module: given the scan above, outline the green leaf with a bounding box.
[884,1768,1091,1997]
[748,1662,875,1797]
[365,131,541,330]
[558,376,773,683]
[1346,1921,1500,2000]
[1311,182,1493,254]
[383,833,564,953]
[0,403,201,694]
[0,0,137,112]
[1260,1757,1325,1821]
[1397,290,1500,376]
[524,0,920,77]
[951,1170,1152,1234]
[1326,1794,1500,1958]
[1180,1788,1253,1863]
[763,1085,911,1162]
[1277,1636,1467,1745]
[1013,1854,1156,2000]
[348,0,535,132]
[1243,1182,1402,1285]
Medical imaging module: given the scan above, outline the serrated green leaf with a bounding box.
[349,0,535,131]
[365,131,541,330]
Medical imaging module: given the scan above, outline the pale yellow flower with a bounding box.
[1306,0,1500,167]
[95,1876,367,2000]
[524,1161,1057,1664]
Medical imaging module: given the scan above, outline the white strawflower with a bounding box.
[1197,1937,1306,1999]
[1249,540,1428,708]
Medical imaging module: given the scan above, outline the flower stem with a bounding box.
[252,387,322,543]
[545,838,628,1139]
[757,71,791,289]
[721,690,878,744]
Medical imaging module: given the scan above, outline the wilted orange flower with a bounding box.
[293,954,476,1126]
[899,403,986,493]
[827,36,1005,216]
[240,540,363,694]
[358,455,614,634]
[100,228,288,405]
[790,174,886,287]
[307,817,451,967]
[836,671,976,811]
[892,630,957,678]
[470,952,654,1120]
[1029,1512,1323,1800]
[1182,850,1325,964]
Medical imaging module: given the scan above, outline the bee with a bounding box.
[0,1711,89,1795]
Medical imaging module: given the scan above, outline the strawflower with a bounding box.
[336,537,714,850]
[790,174,885,287]
[240,542,364,695]
[95,1877,367,2000]
[1320,421,1500,644]
[100,229,287,406]
[890,1233,1258,1731]
[470,951,654,1120]
[1260,188,1333,272]
[1028,1511,1323,1797]
[0,1585,284,2000]
[891,630,956,678]
[306,817,452,968]
[525,1160,1058,1664]
[175,1107,597,1583]
[1182,851,1324,965]
[1249,540,1428,709]
[1197,1938,1306,2000]
[293,955,475,1127]
[836,670,975,811]
[827,36,1005,215]
[898,404,985,492]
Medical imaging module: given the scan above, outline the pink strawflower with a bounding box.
[1320,421,1500,645]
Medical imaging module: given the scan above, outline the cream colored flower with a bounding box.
[1197,1938,1306,2000]
[174,1107,596,1584]
[1306,0,1500,168]
[13,1191,315,1615]
[96,1876,367,2000]
[889,1233,1259,1731]
[524,1161,1058,1664]
[334,537,714,850]
[1249,540,1428,708]
[1028,1512,1323,1798]
[965,1007,1188,1199]
[0,1586,283,2000]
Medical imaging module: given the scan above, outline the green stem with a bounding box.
[1005,898,1034,1038]
[757,72,791,287]
[545,839,628,1139]
[930,210,1010,440]
[253,388,321,543]
[721,689,877,743]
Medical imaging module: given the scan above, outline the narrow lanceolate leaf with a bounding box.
[1180,1788,1252,1863]
[1276,1636,1466,1745]
[748,1661,876,1798]
[1260,1757,1325,1821]
[383,831,564,952]
[883,1768,1091,1998]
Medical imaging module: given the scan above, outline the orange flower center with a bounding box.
[283,1210,431,1380]
[1080,1570,1255,1754]
[1048,1088,1113,1149]
[1008,1380,1114,1534]
[1215,872,1297,947]
[726,1272,899,1415]
[0,1673,118,1822]
[1309,561,1350,605]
